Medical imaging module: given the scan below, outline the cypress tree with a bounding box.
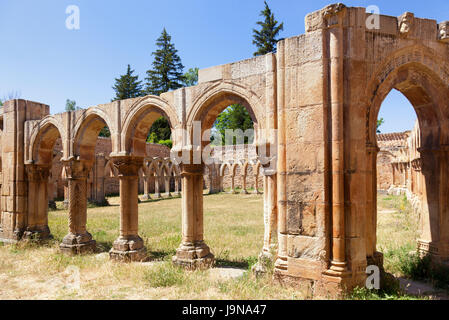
[112,64,144,101]
[145,28,185,95]
[252,1,284,56]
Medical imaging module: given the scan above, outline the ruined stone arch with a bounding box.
[29,116,65,165]
[186,81,264,145]
[219,162,231,176]
[363,47,449,269]
[72,109,115,162]
[366,46,449,147]
[121,96,179,158]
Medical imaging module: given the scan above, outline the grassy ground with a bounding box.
[0,192,439,300]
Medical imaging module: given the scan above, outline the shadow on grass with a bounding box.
[147,249,177,261]
[96,241,113,252]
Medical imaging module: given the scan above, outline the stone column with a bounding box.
[417,148,441,259]
[60,159,96,254]
[154,176,162,199]
[141,175,151,200]
[230,170,236,194]
[173,177,181,197]
[94,154,106,205]
[164,175,172,198]
[366,145,383,267]
[438,147,449,261]
[326,10,348,277]
[24,164,52,240]
[173,164,214,269]
[241,173,248,194]
[109,156,147,262]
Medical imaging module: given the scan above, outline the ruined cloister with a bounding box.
[1,3,449,294]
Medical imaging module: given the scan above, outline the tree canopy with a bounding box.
[212,104,254,145]
[184,67,199,87]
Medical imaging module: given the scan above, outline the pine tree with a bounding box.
[112,64,144,101]
[252,1,284,56]
[145,28,185,95]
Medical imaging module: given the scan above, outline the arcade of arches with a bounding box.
[1,4,449,293]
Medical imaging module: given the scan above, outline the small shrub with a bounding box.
[398,252,449,291]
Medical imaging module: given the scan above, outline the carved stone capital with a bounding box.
[398,12,415,38]
[111,156,143,177]
[305,3,346,32]
[181,163,204,177]
[25,164,51,182]
[439,21,449,41]
[322,3,346,19]
[61,158,92,180]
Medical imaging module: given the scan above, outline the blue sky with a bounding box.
[1,0,448,133]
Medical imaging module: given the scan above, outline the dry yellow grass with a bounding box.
[0,193,305,300]
[0,193,421,300]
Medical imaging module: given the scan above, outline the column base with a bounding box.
[141,194,152,201]
[109,235,148,262]
[22,226,53,242]
[241,189,249,195]
[60,232,96,255]
[164,193,172,198]
[172,241,215,270]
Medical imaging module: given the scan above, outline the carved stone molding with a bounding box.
[111,156,143,177]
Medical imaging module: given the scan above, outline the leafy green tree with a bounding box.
[112,64,144,101]
[99,126,110,138]
[147,116,172,146]
[212,104,254,145]
[145,28,185,95]
[65,99,78,112]
[184,67,199,87]
[252,1,284,56]
[0,100,3,107]
[377,118,385,134]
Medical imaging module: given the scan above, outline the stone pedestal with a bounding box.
[59,159,96,254]
[173,164,215,269]
[109,156,147,262]
[110,235,147,262]
[60,232,96,254]
[173,241,215,270]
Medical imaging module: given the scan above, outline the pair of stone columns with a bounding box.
[58,157,145,261]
